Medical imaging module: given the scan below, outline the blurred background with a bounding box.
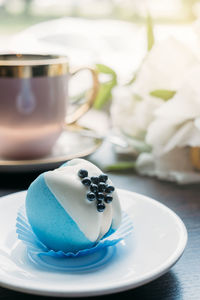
[1,0,200,181]
[1,0,200,36]
[1,0,200,78]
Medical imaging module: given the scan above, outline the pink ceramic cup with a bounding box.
[0,54,98,160]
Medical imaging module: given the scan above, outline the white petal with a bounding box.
[136,149,200,184]
[146,65,200,154]
[163,121,200,152]
[131,37,198,97]
[146,119,176,155]
[111,85,163,139]
[154,65,200,123]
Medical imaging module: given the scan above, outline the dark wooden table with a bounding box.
[0,144,199,300]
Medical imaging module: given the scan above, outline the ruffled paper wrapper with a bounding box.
[16,206,133,271]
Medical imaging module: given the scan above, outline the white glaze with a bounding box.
[44,159,122,241]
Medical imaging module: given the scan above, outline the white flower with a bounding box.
[111,35,200,184]
[146,65,200,155]
[110,37,198,141]
[134,65,200,184]
[111,85,162,139]
[131,37,198,98]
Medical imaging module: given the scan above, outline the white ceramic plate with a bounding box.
[0,190,187,297]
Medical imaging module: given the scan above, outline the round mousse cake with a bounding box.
[26,158,122,253]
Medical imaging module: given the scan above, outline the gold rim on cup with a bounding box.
[0,54,69,78]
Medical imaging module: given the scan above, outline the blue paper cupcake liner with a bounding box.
[16,205,133,260]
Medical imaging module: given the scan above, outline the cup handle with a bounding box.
[66,67,99,125]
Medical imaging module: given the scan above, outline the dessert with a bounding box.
[26,158,122,253]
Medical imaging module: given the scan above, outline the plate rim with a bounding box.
[0,189,188,297]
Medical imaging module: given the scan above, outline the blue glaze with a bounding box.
[59,161,68,168]
[17,207,133,258]
[26,174,94,253]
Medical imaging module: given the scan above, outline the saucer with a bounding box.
[0,189,187,297]
[0,128,102,173]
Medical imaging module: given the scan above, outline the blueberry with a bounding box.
[82,177,91,186]
[90,184,98,193]
[87,192,96,201]
[105,185,115,193]
[78,169,88,178]
[104,195,113,203]
[99,174,108,183]
[97,203,105,212]
[91,176,99,184]
[96,192,104,201]
[98,182,106,192]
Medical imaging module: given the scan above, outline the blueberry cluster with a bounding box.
[78,169,115,212]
